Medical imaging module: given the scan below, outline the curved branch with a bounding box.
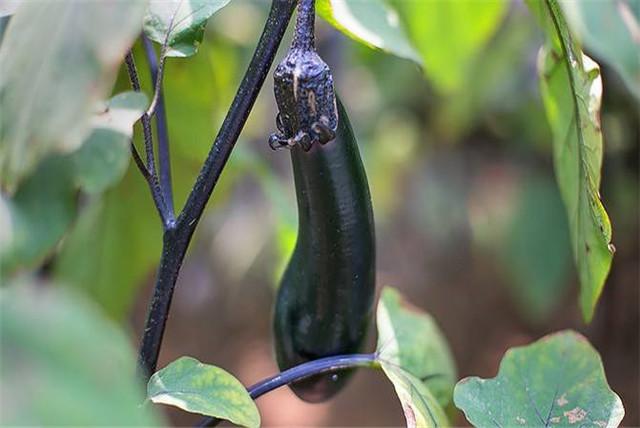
[124,51,173,227]
[196,354,379,427]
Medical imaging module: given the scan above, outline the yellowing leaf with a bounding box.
[148,356,259,428]
[528,0,614,321]
[454,331,624,428]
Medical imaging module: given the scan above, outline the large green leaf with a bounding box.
[375,287,452,426]
[0,0,145,190]
[559,0,640,99]
[144,0,232,57]
[527,0,614,322]
[397,0,508,93]
[0,92,147,277]
[148,356,259,428]
[0,281,163,426]
[376,286,456,407]
[317,0,421,65]
[454,330,624,428]
[53,169,162,319]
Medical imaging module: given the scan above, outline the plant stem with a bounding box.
[137,0,297,380]
[143,35,174,216]
[137,227,186,378]
[124,52,157,177]
[249,353,378,398]
[197,354,379,427]
[130,142,149,179]
[292,0,315,51]
[124,52,173,228]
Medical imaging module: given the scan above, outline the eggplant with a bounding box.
[272,97,376,402]
[270,0,375,402]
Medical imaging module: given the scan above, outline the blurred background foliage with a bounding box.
[1,0,638,426]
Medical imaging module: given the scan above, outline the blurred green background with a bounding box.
[4,0,638,425]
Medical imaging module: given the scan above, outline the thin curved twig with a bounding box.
[142,35,174,216]
[124,51,173,227]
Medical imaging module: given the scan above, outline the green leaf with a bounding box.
[559,0,640,99]
[0,281,163,426]
[453,330,625,428]
[527,0,614,322]
[375,287,453,426]
[0,92,147,277]
[379,361,449,428]
[73,130,130,195]
[397,0,508,93]
[53,170,162,319]
[0,0,145,190]
[91,91,149,137]
[317,0,421,64]
[50,42,237,317]
[148,356,259,428]
[144,0,232,57]
[376,286,456,407]
[0,157,76,275]
[160,38,238,162]
[74,91,148,194]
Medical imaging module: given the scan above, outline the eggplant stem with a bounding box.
[196,353,379,427]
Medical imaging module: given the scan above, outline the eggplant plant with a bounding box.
[0,0,635,427]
